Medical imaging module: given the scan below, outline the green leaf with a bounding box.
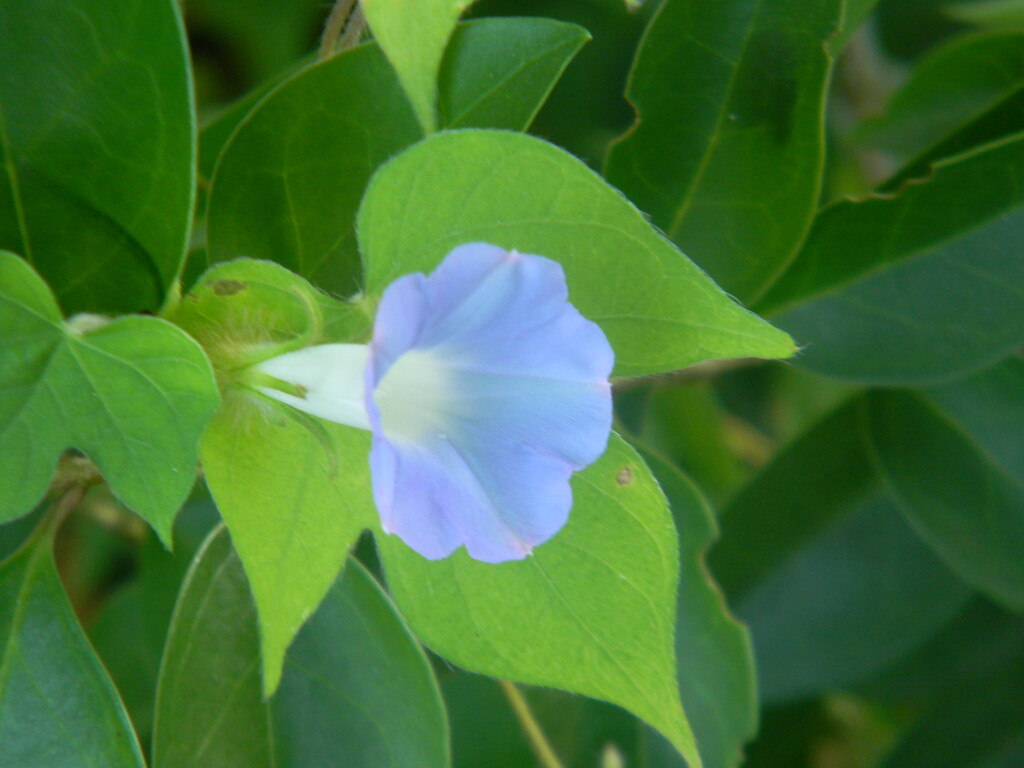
[603,0,840,303]
[185,0,325,86]
[708,396,969,702]
[199,405,374,695]
[357,129,794,377]
[925,355,1024,480]
[710,397,876,598]
[378,434,701,767]
[0,0,194,314]
[831,0,883,53]
[207,43,420,296]
[861,597,1023,702]
[444,673,641,768]
[736,493,970,703]
[637,450,757,768]
[759,132,1024,384]
[866,598,1024,768]
[881,81,1024,192]
[153,526,448,768]
[198,59,310,183]
[361,0,472,133]
[634,384,745,505]
[172,259,376,694]
[167,258,373,373]
[947,0,1024,27]
[0,521,145,767]
[438,18,589,130]
[207,20,578,296]
[867,379,1024,609]
[0,252,219,540]
[877,636,1024,767]
[88,490,220,748]
[859,30,1024,168]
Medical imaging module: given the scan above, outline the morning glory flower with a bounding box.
[257,243,614,563]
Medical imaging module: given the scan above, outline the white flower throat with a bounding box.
[257,343,452,443]
[374,349,453,442]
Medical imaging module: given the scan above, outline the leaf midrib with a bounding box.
[0,100,31,262]
[665,0,766,240]
[765,186,1024,317]
[0,538,49,714]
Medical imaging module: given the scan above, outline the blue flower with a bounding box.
[258,243,614,563]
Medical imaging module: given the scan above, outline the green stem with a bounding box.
[42,479,93,542]
[318,0,359,60]
[339,4,366,49]
[498,680,565,768]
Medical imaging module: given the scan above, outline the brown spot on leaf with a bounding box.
[615,466,633,486]
[211,279,246,296]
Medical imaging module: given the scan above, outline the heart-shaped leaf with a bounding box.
[361,0,472,132]
[604,0,840,302]
[357,129,794,377]
[0,517,145,767]
[379,434,702,767]
[153,527,448,768]
[761,132,1024,384]
[172,259,375,695]
[0,253,219,540]
[0,0,194,314]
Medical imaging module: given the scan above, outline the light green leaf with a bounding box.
[361,0,472,133]
[603,0,840,302]
[207,20,579,296]
[0,520,145,768]
[636,450,757,768]
[0,0,194,314]
[199,405,374,695]
[378,434,702,767]
[357,129,794,377]
[867,376,1024,609]
[760,132,1024,384]
[439,18,589,130]
[167,258,372,375]
[153,527,448,768]
[172,259,375,695]
[0,252,219,540]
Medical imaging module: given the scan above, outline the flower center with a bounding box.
[374,349,453,442]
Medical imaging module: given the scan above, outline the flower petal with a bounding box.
[366,243,614,562]
[370,432,574,563]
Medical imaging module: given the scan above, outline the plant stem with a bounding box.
[44,480,92,539]
[498,679,565,768]
[318,0,360,60]
[339,5,366,50]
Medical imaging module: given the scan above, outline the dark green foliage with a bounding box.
[2,1,1023,766]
